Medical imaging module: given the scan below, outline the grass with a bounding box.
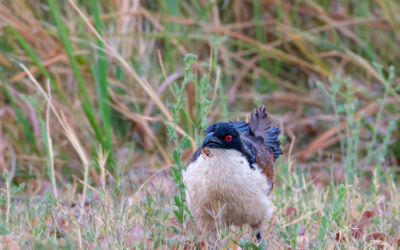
[0,0,400,249]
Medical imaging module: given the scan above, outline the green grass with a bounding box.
[0,0,400,249]
[46,0,106,155]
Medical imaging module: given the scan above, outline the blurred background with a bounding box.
[1,0,399,189]
[1,0,400,249]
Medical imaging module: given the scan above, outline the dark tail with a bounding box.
[231,105,282,161]
[265,127,282,161]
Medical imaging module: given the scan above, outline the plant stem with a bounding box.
[6,174,10,231]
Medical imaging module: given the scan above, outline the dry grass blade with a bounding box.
[97,145,109,192]
[20,63,90,217]
[59,111,90,218]
[45,79,57,198]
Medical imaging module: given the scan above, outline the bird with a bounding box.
[183,105,282,248]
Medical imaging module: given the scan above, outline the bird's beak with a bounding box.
[201,132,221,148]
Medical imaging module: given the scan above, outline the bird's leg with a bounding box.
[251,223,263,243]
[255,229,262,243]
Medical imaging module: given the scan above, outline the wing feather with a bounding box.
[241,105,282,194]
[241,136,275,192]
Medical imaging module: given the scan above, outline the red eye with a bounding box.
[225,135,232,141]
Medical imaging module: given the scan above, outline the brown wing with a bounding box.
[242,105,281,194]
[255,142,275,194]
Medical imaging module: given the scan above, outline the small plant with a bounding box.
[364,63,395,166]
[0,168,25,234]
[233,237,265,250]
[316,64,395,183]
[330,184,346,222]
[314,215,328,250]
[166,54,198,224]
[311,184,346,249]
[290,223,299,250]
[316,76,364,181]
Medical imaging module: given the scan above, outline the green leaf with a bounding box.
[180,135,188,149]
[231,239,239,246]
[200,99,211,111]
[199,99,211,130]
[238,237,248,246]
[86,231,95,243]
[173,82,181,96]
[0,221,8,235]
[174,195,182,208]
[2,168,8,179]
[165,122,177,141]
[200,62,209,67]
[291,223,299,249]
[209,35,227,47]
[173,209,183,222]
[372,61,383,75]
[176,99,186,111]
[314,215,328,250]
[172,148,180,164]
[183,72,195,85]
[11,183,26,195]
[178,183,185,190]
[245,242,259,250]
[258,239,265,250]
[331,184,346,221]
[170,166,179,182]
[0,195,6,206]
[183,54,197,68]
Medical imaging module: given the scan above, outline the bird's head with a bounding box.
[202,122,242,152]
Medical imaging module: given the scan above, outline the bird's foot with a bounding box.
[255,229,262,243]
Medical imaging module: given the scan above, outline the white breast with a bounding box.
[183,149,273,231]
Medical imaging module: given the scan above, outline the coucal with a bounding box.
[183,105,282,248]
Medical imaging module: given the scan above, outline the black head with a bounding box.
[202,122,242,152]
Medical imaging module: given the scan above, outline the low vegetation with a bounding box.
[0,0,399,249]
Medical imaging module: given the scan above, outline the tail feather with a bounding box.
[249,105,272,138]
[230,105,282,161]
[265,127,282,161]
